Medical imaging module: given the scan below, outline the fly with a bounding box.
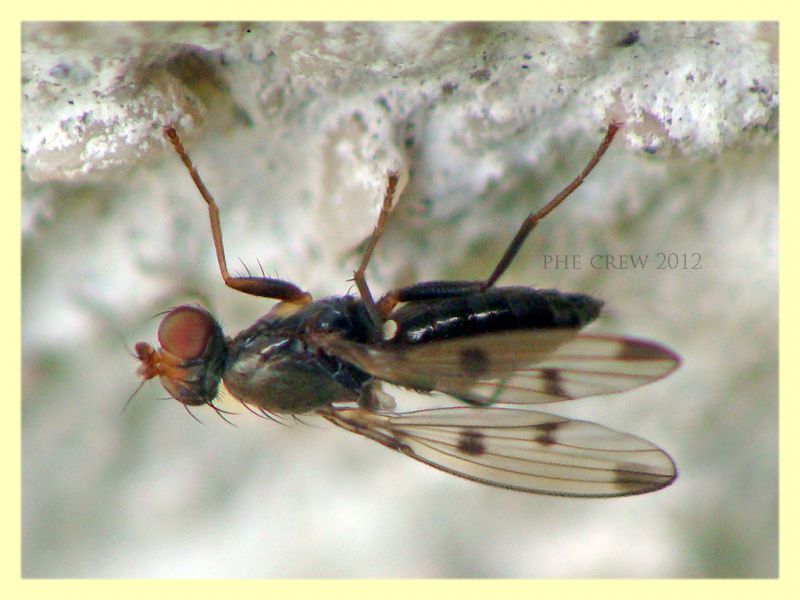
[135,122,680,497]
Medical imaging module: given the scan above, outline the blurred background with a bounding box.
[22,22,777,577]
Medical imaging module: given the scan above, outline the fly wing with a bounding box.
[320,330,680,405]
[320,406,676,497]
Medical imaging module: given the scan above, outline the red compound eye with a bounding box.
[157,306,215,360]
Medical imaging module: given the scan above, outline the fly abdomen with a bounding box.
[387,287,603,345]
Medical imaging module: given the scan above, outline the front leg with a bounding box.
[164,126,313,306]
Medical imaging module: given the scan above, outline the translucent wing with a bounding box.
[319,330,680,405]
[320,405,676,497]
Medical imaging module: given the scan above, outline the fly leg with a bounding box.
[351,172,480,321]
[481,122,621,289]
[352,171,400,326]
[164,126,312,306]
[373,124,621,315]
[375,280,485,315]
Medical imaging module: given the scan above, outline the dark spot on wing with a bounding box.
[452,394,489,407]
[459,346,490,377]
[532,421,562,446]
[541,368,566,397]
[616,340,672,361]
[457,430,486,456]
[612,462,674,493]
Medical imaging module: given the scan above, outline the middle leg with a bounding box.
[352,171,400,326]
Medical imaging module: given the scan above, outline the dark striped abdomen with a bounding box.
[387,287,603,345]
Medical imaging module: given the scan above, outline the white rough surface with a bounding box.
[23,22,777,578]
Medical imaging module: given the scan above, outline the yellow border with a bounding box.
[11,2,792,597]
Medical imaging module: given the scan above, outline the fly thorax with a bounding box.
[223,331,361,414]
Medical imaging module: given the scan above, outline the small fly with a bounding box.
[135,122,680,497]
